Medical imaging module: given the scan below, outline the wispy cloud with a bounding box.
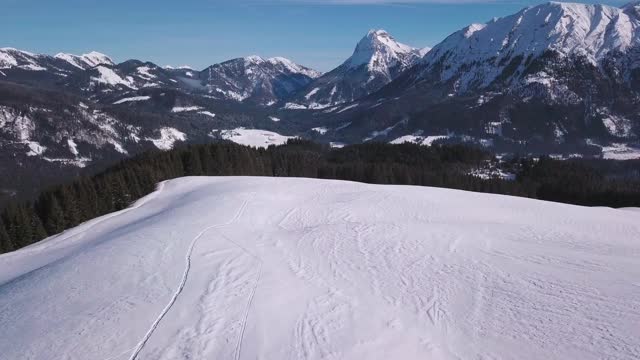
[275,0,505,4]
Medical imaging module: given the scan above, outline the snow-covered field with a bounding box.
[214,128,295,148]
[0,177,638,360]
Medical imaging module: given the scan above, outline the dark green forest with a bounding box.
[1,140,639,254]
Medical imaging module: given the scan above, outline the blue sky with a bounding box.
[0,0,629,71]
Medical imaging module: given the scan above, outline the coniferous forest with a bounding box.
[1,140,639,254]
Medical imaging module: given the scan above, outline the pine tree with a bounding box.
[42,195,65,235]
[0,218,12,253]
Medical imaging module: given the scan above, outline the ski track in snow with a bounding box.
[128,199,251,360]
[1,177,640,360]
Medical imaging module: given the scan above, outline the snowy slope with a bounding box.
[289,30,423,109]
[1,177,639,360]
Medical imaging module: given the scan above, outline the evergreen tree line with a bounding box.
[1,140,639,254]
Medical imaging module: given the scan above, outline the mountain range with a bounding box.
[1,1,640,205]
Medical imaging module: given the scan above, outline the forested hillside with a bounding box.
[1,141,639,253]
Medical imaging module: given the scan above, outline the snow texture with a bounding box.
[91,66,136,89]
[215,128,295,148]
[113,96,151,105]
[312,127,328,135]
[390,134,452,146]
[198,111,216,118]
[0,177,638,360]
[147,127,186,150]
[172,106,203,113]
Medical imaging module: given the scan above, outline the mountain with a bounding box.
[411,1,640,94]
[1,176,639,359]
[2,4,640,205]
[323,2,640,155]
[54,51,115,69]
[200,56,321,106]
[285,30,424,109]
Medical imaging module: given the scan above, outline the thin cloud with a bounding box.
[276,0,505,4]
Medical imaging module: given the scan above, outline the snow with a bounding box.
[214,128,295,148]
[147,127,186,151]
[305,87,320,99]
[469,167,516,180]
[390,134,452,146]
[312,127,328,135]
[67,139,79,156]
[137,66,156,79]
[0,106,36,142]
[91,66,136,89]
[267,57,322,79]
[55,51,115,69]
[54,53,86,69]
[284,102,308,110]
[299,30,421,108]
[364,120,406,141]
[418,46,432,57]
[0,48,47,71]
[42,157,92,168]
[25,141,46,156]
[336,103,359,114]
[268,116,281,122]
[420,2,640,92]
[19,64,46,71]
[198,111,216,118]
[601,143,640,160]
[1,177,639,360]
[348,30,418,71]
[81,51,115,67]
[213,88,250,102]
[0,50,18,68]
[598,107,633,138]
[335,121,352,131]
[171,106,203,113]
[113,96,151,105]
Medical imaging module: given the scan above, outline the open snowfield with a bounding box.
[0,177,639,360]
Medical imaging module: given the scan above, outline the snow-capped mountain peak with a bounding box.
[418,47,432,57]
[286,29,422,109]
[55,51,115,69]
[266,56,322,78]
[0,48,46,71]
[413,1,640,93]
[348,29,418,71]
[80,51,114,67]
